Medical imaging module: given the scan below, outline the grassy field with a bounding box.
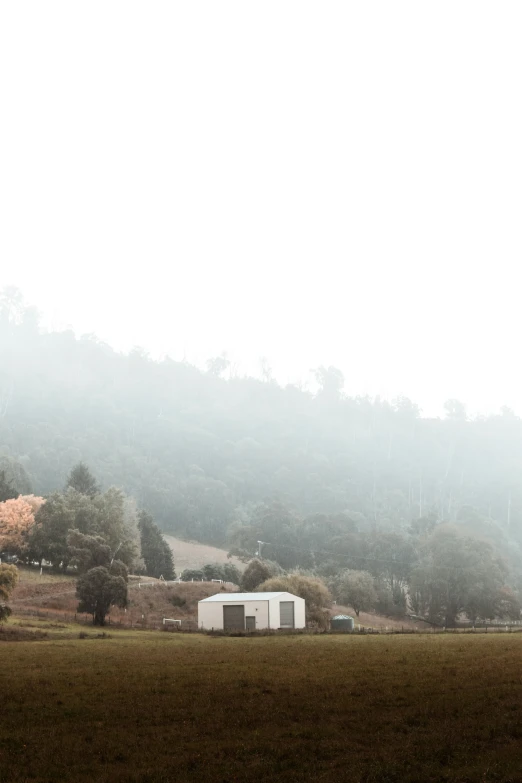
[1,630,522,783]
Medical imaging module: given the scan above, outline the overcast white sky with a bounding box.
[1,2,521,417]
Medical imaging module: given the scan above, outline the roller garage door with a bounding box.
[279,601,295,628]
[223,605,245,630]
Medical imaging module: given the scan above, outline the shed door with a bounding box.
[223,605,245,631]
[279,601,295,628]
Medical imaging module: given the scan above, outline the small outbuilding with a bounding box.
[198,592,306,631]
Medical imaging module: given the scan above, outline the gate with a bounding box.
[223,605,245,631]
[279,601,295,628]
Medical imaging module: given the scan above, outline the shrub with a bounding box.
[241,559,273,591]
[0,563,18,624]
[181,569,204,582]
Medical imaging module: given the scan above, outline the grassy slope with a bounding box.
[10,568,228,627]
[164,535,245,572]
[1,632,522,783]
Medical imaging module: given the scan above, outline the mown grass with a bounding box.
[1,632,521,782]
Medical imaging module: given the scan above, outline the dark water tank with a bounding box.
[331,614,355,632]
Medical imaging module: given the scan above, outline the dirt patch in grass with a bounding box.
[1,633,522,782]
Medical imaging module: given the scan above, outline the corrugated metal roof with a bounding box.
[199,592,287,603]
[332,615,354,620]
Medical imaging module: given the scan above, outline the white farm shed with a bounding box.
[198,592,306,631]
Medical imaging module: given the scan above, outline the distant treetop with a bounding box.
[66,463,100,498]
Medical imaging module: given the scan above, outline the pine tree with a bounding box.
[138,511,175,579]
[66,463,99,497]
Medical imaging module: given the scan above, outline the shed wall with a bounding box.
[198,600,270,630]
[268,594,306,629]
[293,596,306,629]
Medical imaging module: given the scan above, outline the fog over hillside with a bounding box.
[2,287,522,626]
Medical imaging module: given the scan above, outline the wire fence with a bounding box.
[11,605,199,631]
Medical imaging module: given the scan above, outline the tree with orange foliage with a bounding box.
[0,495,45,556]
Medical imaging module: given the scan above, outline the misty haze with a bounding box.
[2,3,522,783]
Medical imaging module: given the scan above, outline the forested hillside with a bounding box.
[2,287,522,539]
[2,287,522,615]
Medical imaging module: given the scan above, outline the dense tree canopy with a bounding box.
[0,457,32,498]
[0,471,17,503]
[66,529,113,573]
[0,463,170,581]
[410,527,510,627]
